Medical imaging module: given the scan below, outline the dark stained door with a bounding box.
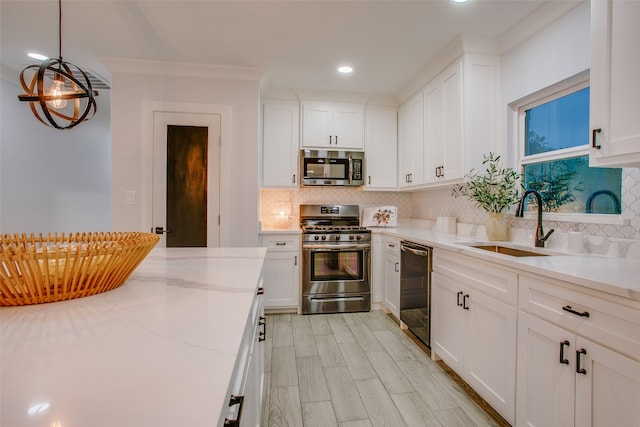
[166,125,208,247]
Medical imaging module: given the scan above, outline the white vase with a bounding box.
[486,212,508,241]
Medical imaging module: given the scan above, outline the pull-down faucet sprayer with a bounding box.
[515,190,555,247]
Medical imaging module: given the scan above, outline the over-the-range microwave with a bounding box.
[300,150,364,186]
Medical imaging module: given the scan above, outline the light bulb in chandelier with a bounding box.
[47,73,68,109]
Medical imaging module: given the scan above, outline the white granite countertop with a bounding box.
[373,225,640,301]
[0,247,267,427]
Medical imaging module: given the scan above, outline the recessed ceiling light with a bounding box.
[451,0,469,3]
[28,52,49,61]
[337,66,353,74]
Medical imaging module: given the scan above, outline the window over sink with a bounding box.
[517,76,622,218]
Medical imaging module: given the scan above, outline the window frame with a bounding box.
[514,74,626,225]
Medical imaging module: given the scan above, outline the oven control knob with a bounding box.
[334,235,341,241]
[314,235,319,240]
[321,235,327,241]
[356,235,362,240]
[349,235,355,240]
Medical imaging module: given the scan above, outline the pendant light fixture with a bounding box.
[17,0,98,130]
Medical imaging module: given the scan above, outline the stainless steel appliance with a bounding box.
[300,204,371,314]
[300,150,364,186]
[400,241,432,347]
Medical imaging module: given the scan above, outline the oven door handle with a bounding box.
[303,244,370,251]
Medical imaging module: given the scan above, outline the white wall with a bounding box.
[0,77,111,234]
[109,71,261,246]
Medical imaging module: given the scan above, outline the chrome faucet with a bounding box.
[515,190,555,247]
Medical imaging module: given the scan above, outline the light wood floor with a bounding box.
[262,310,509,427]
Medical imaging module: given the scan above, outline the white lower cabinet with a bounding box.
[431,271,516,423]
[517,310,640,427]
[260,234,300,310]
[382,237,401,318]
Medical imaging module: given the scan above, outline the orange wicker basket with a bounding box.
[0,232,159,306]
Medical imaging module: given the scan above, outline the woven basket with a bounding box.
[0,232,159,306]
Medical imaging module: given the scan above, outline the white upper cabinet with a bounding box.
[398,92,424,188]
[397,53,499,190]
[302,102,364,150]
[262,102,299,188]
[590,0,640,167]
[364,106,397,189]
[423,60,463,184]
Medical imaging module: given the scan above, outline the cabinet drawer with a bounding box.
[382,238,400,256]
[519,274,640,361]
[433,250,518,305]
[260,235,300,252]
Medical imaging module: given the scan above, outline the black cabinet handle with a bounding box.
[462,294,470,310]
[456,291,464,307]
[224,394,245,426]
[257,287,265,296]
[592,128,602,149]
[559,340,570,365]
[335,135,338,145]
[576,348,587,375]
[292,174,296,184]
[259,316,266,342]
[562,305,590,318]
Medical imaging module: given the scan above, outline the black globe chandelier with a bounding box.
[17,0,98,130]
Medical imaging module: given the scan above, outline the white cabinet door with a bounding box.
[423,60,463,185]
[364,106,397,189]
[431,272,465,373]
[516,311,575,427]
[262,103,299,187]
[464,289,516,422]
[575,336,640,427]
[590,0,640,167]
[432,269,516,424]
[302,102,363,149]
[260,234,300,310]
[383,239,400,318]
[398,93,423,188]
[332,104,364,149]
[263,251,299,308]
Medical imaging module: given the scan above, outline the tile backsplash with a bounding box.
[261,167,640,249]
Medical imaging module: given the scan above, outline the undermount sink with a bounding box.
[469,245,549,257]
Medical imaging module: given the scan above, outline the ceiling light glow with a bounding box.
[452,0,469,3]
[28,53,49,61]
[337,66,353,74]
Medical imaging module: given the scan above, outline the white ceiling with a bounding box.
[2,0,557,106]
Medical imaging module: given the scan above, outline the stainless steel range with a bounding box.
[300,204,371,314]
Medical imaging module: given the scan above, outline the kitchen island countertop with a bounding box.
[0,247,267,427]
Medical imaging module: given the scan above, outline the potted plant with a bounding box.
[451,152,521,241]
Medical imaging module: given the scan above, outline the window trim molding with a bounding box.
[510,70,624,224]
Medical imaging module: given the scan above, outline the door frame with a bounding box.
[141,101,232,246]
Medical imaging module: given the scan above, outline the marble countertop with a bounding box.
[0,247,267,427]
[373,226,640,301]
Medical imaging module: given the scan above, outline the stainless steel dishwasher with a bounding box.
[400,241,432,347]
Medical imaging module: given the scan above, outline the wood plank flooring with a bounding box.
[262,311,509,427]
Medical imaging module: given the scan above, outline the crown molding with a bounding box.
[101,57,265,81]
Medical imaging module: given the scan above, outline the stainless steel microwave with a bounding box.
[301,150,364,186]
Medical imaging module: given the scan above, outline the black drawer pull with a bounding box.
[257,287,265,296]
[462,294,470,310]
[456,291,463,307]
[259,316,266,342]
[559,340,570,365]
[576,349,587,375]
[224,394,245,426]
[562,305,590,318]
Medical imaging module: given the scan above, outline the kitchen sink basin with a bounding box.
[469,245,549,257]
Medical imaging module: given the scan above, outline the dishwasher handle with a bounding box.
[400,244,431,257]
